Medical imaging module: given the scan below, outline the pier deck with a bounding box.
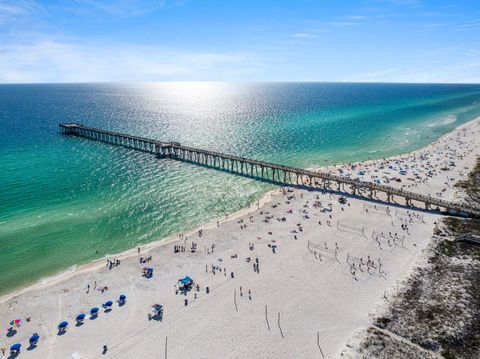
[59,123,480,218]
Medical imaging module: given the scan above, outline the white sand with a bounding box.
[1,118,479,359]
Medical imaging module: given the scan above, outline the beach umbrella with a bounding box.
[29,334,40,343]
[103,300,113,307]
[10,343,21,351]
[10,319,21,327]
[75,314,86,321]
[119,294,126,301]
[90,307,99,315]
[58,321,68,329]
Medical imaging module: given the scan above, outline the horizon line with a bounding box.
[1,80,480,86]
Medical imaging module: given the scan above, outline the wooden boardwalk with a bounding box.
[60,123,480,218]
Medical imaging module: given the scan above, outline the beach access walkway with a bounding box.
[59,123,480,218]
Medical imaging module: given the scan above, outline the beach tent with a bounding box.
[29,334,40,345]
[90,307,99,315]
[103,301,113,308]
[10,343,21,352]
[179,276,193,285]
[152,304,163,314]
[143,267,154,278]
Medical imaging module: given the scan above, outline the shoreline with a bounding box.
[1,114,479,358]
[315,115,480,173]
[0,188,277,304]
[1,115,478,304]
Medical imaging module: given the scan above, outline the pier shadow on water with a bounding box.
[163,157,450,218]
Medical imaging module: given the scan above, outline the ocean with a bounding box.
[1,82,480,294]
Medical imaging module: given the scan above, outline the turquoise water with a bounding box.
[1,82,480,294]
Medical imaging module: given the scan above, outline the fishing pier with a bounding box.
[60,123,480,218]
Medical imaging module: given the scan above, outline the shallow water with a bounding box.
[1,82,480,294]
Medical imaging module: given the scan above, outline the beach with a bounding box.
[1,117,479,358]
[3,82,480,295]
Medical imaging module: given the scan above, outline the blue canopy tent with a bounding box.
[57,321,68,334]
[103,300,113,308]
[119,294,126,303]
[10,343,21,352]
[178,276,194,293]
[179,276,193,285]
[144,267,154,278]
[76,313,86,322]
[90,307,99,316]
[29,334,40,345]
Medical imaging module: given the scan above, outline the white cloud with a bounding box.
[67,0,185,18]
[344,62,480,83]
[368,0,423,8]
[0,2,26,16]
[325,13,370,28]
[327,21,361,27]
[0,0,44,27]
[345,15,368,20]
[0,40,267,83]
[291,33,318,38]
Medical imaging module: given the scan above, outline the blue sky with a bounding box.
[0,0,479,83]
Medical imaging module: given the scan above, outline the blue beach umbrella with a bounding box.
[58,321,68,328]
[103,300,113,307]
[10,343,21,351]
[29,334,40,343]
[119,294,126,301]
[90,307,99,315]
[76,313,86,321]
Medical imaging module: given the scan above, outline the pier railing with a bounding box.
[59,123,480,218]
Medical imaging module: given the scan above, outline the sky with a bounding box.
[0,0,479,83]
